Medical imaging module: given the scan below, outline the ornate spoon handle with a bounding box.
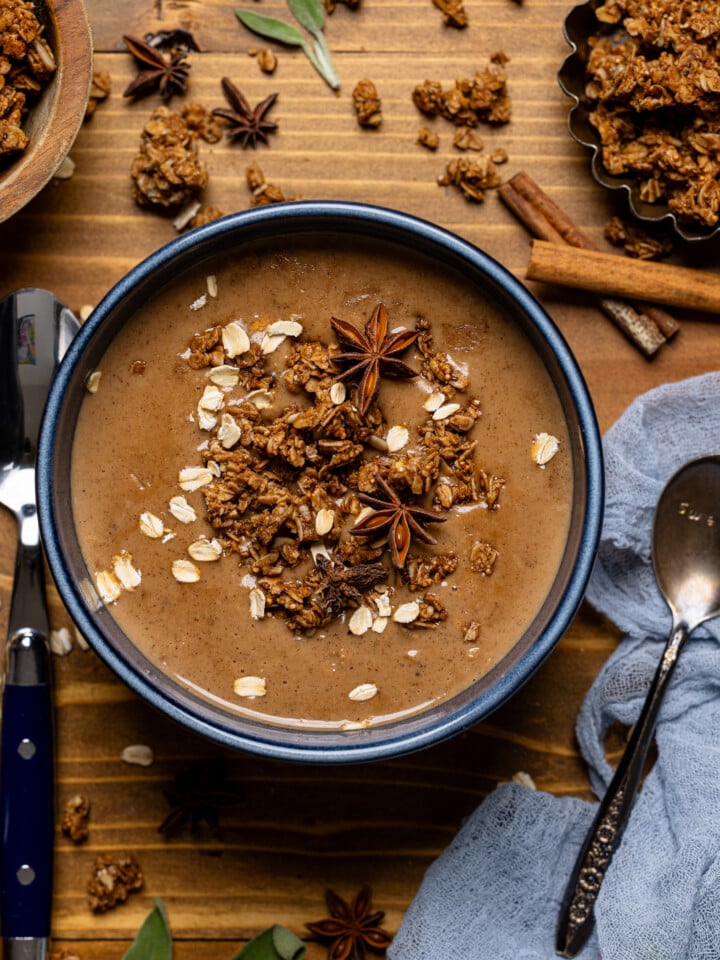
[556,623,688,958]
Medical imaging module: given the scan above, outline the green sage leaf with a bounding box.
[235,9,305,47]
[286,0,325,34]
[310,35,340,90]
[228,924,306,960]
[122,898,172,960]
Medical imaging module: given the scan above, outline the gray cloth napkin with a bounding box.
[389,371,720,960]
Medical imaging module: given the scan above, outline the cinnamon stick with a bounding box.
[527,240,720,315]
[499,171,680,344]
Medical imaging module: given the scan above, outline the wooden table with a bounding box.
[2,1,719,955]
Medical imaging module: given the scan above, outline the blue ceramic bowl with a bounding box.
[37,201,603,763]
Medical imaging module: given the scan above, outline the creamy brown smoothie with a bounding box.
[70,235,573,730]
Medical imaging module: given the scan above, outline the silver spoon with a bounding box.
[0,289,78,960]
[556,453,720,957]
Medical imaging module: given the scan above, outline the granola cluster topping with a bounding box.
[585,0,720,227]
[0,0,56,158]
[169,302,506,649]
[412,58,512,128]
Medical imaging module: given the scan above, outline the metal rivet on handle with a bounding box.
[16,864,35,886]
[17,738,36,759]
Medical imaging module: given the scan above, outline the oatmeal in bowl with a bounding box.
[38,201,603,762]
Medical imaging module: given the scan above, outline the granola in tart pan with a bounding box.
[558,0,720,243]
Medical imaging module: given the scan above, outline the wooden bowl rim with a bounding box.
[0,0,93,223]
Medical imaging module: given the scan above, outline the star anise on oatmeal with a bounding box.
[350,474,446,568]
[306,884,393,960]
[212,77,279,147]
[122,35,191,102]
[314,555,387,618]
[330,303,419,416]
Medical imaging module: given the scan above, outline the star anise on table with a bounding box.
[212,77,279,148]
[306,885,393,960]
[314,555,387,618]
[122,35,191,102]
[158,759,244,837]
[330,303,419,416]
[350,474,446,568]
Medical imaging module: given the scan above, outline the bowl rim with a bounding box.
[0,0,93,223]
[38,200,604,763]
[558,0,719,244]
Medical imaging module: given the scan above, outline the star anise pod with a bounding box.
[314,555,387,618]
[306,885,393,960]
[158,759,244,837]
[350,474,446,568]
[330,303,418,416]
[123,35,191,102]
[212,77,278,148]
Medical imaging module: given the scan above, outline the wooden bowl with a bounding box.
[0,0,93,223]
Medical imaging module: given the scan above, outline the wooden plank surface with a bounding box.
[2,0,720,955]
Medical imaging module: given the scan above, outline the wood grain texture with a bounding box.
[2,1,720,955]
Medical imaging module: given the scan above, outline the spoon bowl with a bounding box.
[557,454,720,957]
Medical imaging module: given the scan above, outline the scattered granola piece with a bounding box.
[87,853,143,913]
[432,0,468,28]
[353,78,383,127]
[130,105,208,211]
[85,371,102,394]
[50,627,73,656]
[260,332,287,354]
[61,794,90,843]
[530,432,559,466]
[348,682,378,701]
[172,558,201,582]
[413,60,511,127]
[470,540,499,576]
[371,616,388,633]
[234,675,267,697]
[463,621,482,643]
[121,744,154,767]
[438,155,502,201]
[325,0,361,10]
[604,216,673,260]
[417,126,440,150]
[453,126,484,151]
[256,48,278,74]
[189,294,207,311]
[79,305,94,321]
[187,204,226,228]
[85,69,111,120]
[245,161,298,206]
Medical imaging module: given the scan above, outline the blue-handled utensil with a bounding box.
[0,289,79,960]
